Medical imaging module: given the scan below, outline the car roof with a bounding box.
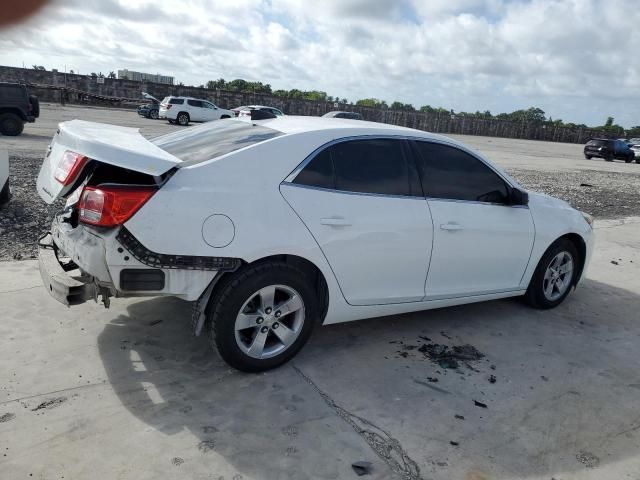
[248,115,452,141]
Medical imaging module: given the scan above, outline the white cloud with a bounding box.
[1,0,639,126]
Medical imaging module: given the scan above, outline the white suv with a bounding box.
[158,96,233,126]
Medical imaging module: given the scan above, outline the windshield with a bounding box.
[152,120,283,165]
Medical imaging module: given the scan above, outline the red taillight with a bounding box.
[166,104,173,109]
[55,151,87,185]
[79,186,156,227]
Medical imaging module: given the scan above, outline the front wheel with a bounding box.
[524,239,579,309]
[208,262,318,372]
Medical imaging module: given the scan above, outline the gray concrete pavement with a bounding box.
[1,218,640,480]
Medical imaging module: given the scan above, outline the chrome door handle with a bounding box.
[320,217,351,227]
[440,222,463,231]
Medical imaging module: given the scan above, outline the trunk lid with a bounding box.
[37,120,181,204]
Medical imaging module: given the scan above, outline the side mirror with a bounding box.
[510,188,529,206]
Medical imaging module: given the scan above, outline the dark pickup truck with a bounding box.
[0,82,39,136]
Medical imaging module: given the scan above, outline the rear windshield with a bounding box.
[153,120,283,165]
[587,139,607,146]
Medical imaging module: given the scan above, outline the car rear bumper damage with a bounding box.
[38,234,98,306]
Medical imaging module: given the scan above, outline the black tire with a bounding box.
[584,154,592,159]
[220,115,230,119]
[29,95,40,117]
[0,113,24,136]
[524,238,579,309]
[0,179,10,205]
[605,154,614,162]
[625,154,632,163]
[177,112,189,126]
[208,261,319,372]
[149,109,159,120]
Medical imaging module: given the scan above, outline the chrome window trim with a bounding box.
[283,134,528,208]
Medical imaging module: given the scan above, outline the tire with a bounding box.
[584,154,592,159]
[220,115,230,119]
[208,261,319,372]
[29,95,40,118]
[177,112,189,126]
[625,154,632,163]
[0,113,24,136]
[524,238,579,309]
[605,154,614,162]
[0,179,10,205]
[149,109,159,120]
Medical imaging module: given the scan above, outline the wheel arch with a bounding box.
[540,232,586,287]
[206,254,330,326]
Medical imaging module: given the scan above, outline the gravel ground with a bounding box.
[2,153,640,261]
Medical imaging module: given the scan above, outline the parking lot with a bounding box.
[2,104,640,479]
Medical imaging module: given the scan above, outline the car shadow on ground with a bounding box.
[97,278,640,480]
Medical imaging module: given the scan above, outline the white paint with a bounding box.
[202,214,235,248]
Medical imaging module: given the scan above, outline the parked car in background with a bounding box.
[136,92,160,119]
[584,138,635,163]
[36,115,593,372]
[629,140,640,161]
[232,105,285,117]
[0,82,39,136]
[159,96,233,126]
[322,111,363,120]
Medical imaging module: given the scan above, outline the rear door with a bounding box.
[411,141,534,298]
[281,138,433,306]
[187,99,204,121]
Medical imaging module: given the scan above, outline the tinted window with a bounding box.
[293,149,334,189]
[153,121,282,165]
[330,139,420,196]
[187,99,203,107]
[414,142,509,204]
[169,98,184,105]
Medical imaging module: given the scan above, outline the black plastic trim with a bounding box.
[120,269,165,291]
[117,227,241,272]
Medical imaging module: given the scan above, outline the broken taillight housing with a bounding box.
[55,150,87,185]
[79,186,157,227]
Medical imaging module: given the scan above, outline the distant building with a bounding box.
[117,69,174,85]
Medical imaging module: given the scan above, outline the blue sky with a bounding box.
[1,0,639,127]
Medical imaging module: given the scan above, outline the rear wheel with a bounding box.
[625,153,633,163]
[149,109,159,120]
[208,262,318,372]
[177,112,189,126]
[0,113,24,136]
[584,154,592,159]
[524,239,579,309]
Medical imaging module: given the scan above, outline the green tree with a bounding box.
[206,78,226,89]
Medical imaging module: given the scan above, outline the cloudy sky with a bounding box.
[1,0,639,126]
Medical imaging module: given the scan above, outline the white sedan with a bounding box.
[36,114,594,371]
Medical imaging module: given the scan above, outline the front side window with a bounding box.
[413,141,509,204]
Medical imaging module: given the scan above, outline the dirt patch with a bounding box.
[576,451,600,468]
[31,396,67,412]
[398,342,485,370]
[0,413,15,423]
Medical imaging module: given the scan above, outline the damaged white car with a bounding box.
[37,112,594,371]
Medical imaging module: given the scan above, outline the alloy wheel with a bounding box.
[542,251,573,301]
[234,284,305,359]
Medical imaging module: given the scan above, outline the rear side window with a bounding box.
[153,121,283,165]
[169,98,184,105]
[413,141,509,204]
[187,99,203,107]
[293,139,421,196]
[293,149,334,189]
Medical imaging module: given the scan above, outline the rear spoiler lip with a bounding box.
[56,119,182,176]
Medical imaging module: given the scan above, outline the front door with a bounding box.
[281,138,433,306]
[411,140,535,298]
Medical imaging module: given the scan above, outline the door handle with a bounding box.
[320,217,351,227]
[440,222,463,231]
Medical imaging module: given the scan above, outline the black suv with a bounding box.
[0,82,39,136]
[584,138,636,163]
